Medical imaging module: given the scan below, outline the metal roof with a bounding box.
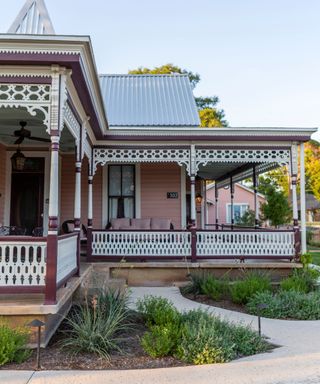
[8,0,55,35]
[99,74,200,127]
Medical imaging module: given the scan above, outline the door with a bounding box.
[10,158,44,235]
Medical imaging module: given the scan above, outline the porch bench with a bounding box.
[108,218,174,230]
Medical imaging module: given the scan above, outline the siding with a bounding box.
[0,144,6,225]
[140,163,181,229]
[60,155,103,229]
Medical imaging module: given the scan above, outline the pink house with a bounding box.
[205,183,266,227]
[0,0,314,311]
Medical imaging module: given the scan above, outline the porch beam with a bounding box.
[300,143,307,254]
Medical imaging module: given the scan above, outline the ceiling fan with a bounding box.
[13,121,51,144]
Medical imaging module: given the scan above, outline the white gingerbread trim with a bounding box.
[93,147,191,176]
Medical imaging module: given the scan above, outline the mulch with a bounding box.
[183,293,248,313]
[2,320,188,371]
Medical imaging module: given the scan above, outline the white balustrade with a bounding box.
[91,231,191,257]
[0,240,46,286]
[57,235,78,284]
[196,231,295,257]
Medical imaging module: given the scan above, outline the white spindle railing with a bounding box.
[196,231,295,257]
[91,231,191,257]
[57,234,78,285]
[0,240,46,286]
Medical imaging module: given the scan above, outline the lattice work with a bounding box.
[0,241,46,286]
[0,83,51,131]
[0,84,51,102]
[64,103,80,141]
[196,231,295,257]
[56,235,78,284]
[93,148,190,175]
[196,148,290,172]
[91,231,191,257]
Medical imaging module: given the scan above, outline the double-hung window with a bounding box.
[226,203,249,224]
[108,165,135,220]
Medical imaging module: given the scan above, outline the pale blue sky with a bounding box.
[1,0,320,139]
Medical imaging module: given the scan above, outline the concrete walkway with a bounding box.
[2,286,320,384]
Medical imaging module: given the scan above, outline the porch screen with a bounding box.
[108,165,135,220]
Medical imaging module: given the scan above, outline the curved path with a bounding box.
[2,286,320,384]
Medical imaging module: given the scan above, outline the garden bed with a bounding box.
[2,315,187,371]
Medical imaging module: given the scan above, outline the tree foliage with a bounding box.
[305,140,320,201]
[128,63,228,127]
[258,176,292,227]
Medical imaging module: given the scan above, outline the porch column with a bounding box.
[253,165,259,229]
[45,135,60,304]
[88,174,93,228]
[230,177,234,230]
[215,185,219,230]
[200,180,205,229]
[203,180,207,228]
[74,158,82,231]
[291,144,299,229]
[190,175,196,227]
[300,143,307,254]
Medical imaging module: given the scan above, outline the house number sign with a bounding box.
[167,192,178,199]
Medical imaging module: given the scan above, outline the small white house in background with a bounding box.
[205,183,266,226]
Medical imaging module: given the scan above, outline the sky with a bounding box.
[1,0,320,139]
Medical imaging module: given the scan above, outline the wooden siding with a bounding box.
[140,163,181,229]
[0,144,6,225]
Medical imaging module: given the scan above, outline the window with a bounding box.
[226,204,249,224]
[108,165,135,221]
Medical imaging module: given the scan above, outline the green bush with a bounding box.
[181,273,204,295]
[60,289,132,358]
[176,309,268,364]
[137,296,180,326]
[0,322,31,366]
[280,269,318,293]
[141,322,181,357]
[247,290,320,320]
[200,275,229,301]
[230,272,272,304]
[300,253,313,268]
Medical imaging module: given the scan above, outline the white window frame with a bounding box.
[226,203,249,224]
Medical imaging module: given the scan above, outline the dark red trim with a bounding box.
[58,232,79,240]
[44,234,57,305]
[191,229,197,263]
[49,216,58,231]
[0,286,45,294]
[92,229,189,233]
[87,227,93,262]
[0,236,46,242]
[87,219,93,227]
[89,255,293,261]
[0,76,51,84]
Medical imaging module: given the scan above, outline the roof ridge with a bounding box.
[99,73,189,77]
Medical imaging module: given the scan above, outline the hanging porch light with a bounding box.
[11,148,26,171]
[196,193,203,204]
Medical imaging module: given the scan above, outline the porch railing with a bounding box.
[57,233,78,286]
[0,237,47,288]
[87,228,297,261]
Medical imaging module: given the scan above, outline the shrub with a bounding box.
[230,271,272,304]
[247,290,320,320]
[200,275,229,301]
[176,309,268,364]
[137,296,180,326]
[180,273,204,295]
[60,289,132,358]
[300,253,313,268]
[141,322,181,357]
[0,322,30,366]
[280,269,317,293]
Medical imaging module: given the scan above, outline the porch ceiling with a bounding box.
[198,162,248,180]
[0,107,75,151]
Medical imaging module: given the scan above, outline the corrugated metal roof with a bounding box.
[99,74,200,127]
[8,0,55,35]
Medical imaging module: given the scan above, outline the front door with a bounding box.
[10,158,44,235]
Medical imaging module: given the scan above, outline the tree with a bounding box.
[305,140,320,201]
[128,63,228,127]
[258,177,292,227]
[237,209,256,227]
